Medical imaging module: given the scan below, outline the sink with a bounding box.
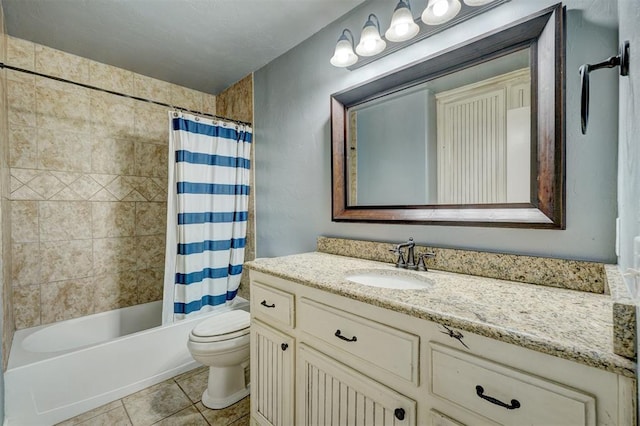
[345,269,434,290]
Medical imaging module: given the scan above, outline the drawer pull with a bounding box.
[260,300,276,308]
[394,408,405,420]
[475,385,521,410]
[334,329,357,342]
[281,343,289,351]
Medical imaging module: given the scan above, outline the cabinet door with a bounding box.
[297,344,416,426]
[251,320,294,426]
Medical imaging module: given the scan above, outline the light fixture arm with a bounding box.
[365,13,382,32]
[338,28,355,47]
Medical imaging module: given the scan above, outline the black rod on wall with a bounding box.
[0,62,253,126]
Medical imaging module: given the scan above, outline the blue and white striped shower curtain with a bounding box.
[163,111,252,323]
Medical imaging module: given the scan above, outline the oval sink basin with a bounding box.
[345,269,433,290]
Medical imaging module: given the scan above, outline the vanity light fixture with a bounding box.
[330,29,358,67]
[422,0,462,25]
[463,0,494,5]
[385,0,420,43]
[329,0,508,69]
[355,14,386,57]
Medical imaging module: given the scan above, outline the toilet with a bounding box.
[187,309,251,409]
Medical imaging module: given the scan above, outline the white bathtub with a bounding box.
[5,298,249,425]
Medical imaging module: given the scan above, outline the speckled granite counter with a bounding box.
[245,252,636,378]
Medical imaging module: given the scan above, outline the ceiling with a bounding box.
[2,0,365,94]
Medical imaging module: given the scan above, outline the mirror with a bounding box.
[331,4,565,228]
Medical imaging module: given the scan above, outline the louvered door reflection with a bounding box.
[298,344,416,426]
[251,320,294,426]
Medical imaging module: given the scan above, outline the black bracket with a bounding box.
[579,40,630,134]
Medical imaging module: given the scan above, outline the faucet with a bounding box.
[390,237,416,270]
[390,237,436,271]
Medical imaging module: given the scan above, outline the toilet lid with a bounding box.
[191,310,250,339]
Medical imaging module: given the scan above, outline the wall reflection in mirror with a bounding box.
[347,48,531,207]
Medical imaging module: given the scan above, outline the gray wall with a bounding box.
[254,0,619,262]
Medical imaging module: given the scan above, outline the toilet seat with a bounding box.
[189,310,250,343]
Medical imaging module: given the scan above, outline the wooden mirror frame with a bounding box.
[331,4,565,229]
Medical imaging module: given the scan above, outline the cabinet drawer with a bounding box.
[251,281,294,328]
[299,298,419,384]
[430,343,596,426]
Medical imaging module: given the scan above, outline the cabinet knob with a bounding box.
[281,343,289,351]
[394,408,405,420]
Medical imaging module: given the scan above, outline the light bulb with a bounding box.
[432,0,449,16]
[395,23,409,36]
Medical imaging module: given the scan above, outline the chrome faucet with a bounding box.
[390,237,436,271]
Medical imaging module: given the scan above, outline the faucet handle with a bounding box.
[417,251,436,271]
[389,247,406,268]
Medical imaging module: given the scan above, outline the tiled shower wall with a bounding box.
[0,6,14,369]
[216,74,254,301]
[5,36,227,329]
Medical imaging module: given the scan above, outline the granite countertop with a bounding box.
[245,252,636,378]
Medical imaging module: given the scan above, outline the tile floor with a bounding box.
[57,367,250,426]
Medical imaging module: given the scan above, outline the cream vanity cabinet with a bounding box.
[249,271,634,426]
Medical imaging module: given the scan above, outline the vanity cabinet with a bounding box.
[249,270,634,426]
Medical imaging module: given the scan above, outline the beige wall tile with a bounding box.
[170,84,203,112]
[11,242,40,286]
[90,91,135,138]
[13,285,41,329]
[89,61,134,95]
[202,94,216,115]
[22,171,66,199]
[92,201,136,238]
[216,74,253,124]
[134,102,169,144]
[36,84,90,134]
[136,268,164,304]
[37,129,91,173]
[135,142,168,178]
[91,137,135,175]
[67,175,102,200]
[93,237,137,276]
[135,235,165,270]
[40,277,94,324]
[7,36,35,72]
[11,200,38,243]
[135,202,166,236]
[35,44,90,84]
[7,79,35,126]
[93,271,139,312]
[133,74,172,105]
[39,201,91,241]
[9,125,37,168]
[40,239,93,282]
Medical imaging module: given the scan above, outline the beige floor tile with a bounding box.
[56,400,129,425]
[196,397,250,425]
[123,380,192,426]
[175,367,208,403]
[151,406,208,426]
[228,414,251,426]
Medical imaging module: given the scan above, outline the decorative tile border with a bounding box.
[317,236,606,294]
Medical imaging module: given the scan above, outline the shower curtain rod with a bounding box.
[0,62,253,127]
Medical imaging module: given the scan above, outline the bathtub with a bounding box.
[5,298,249,425]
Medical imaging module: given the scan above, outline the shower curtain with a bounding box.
[163,111,252,323]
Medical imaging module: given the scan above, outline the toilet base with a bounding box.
[200,363,250,409]
[202,385,250,409]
